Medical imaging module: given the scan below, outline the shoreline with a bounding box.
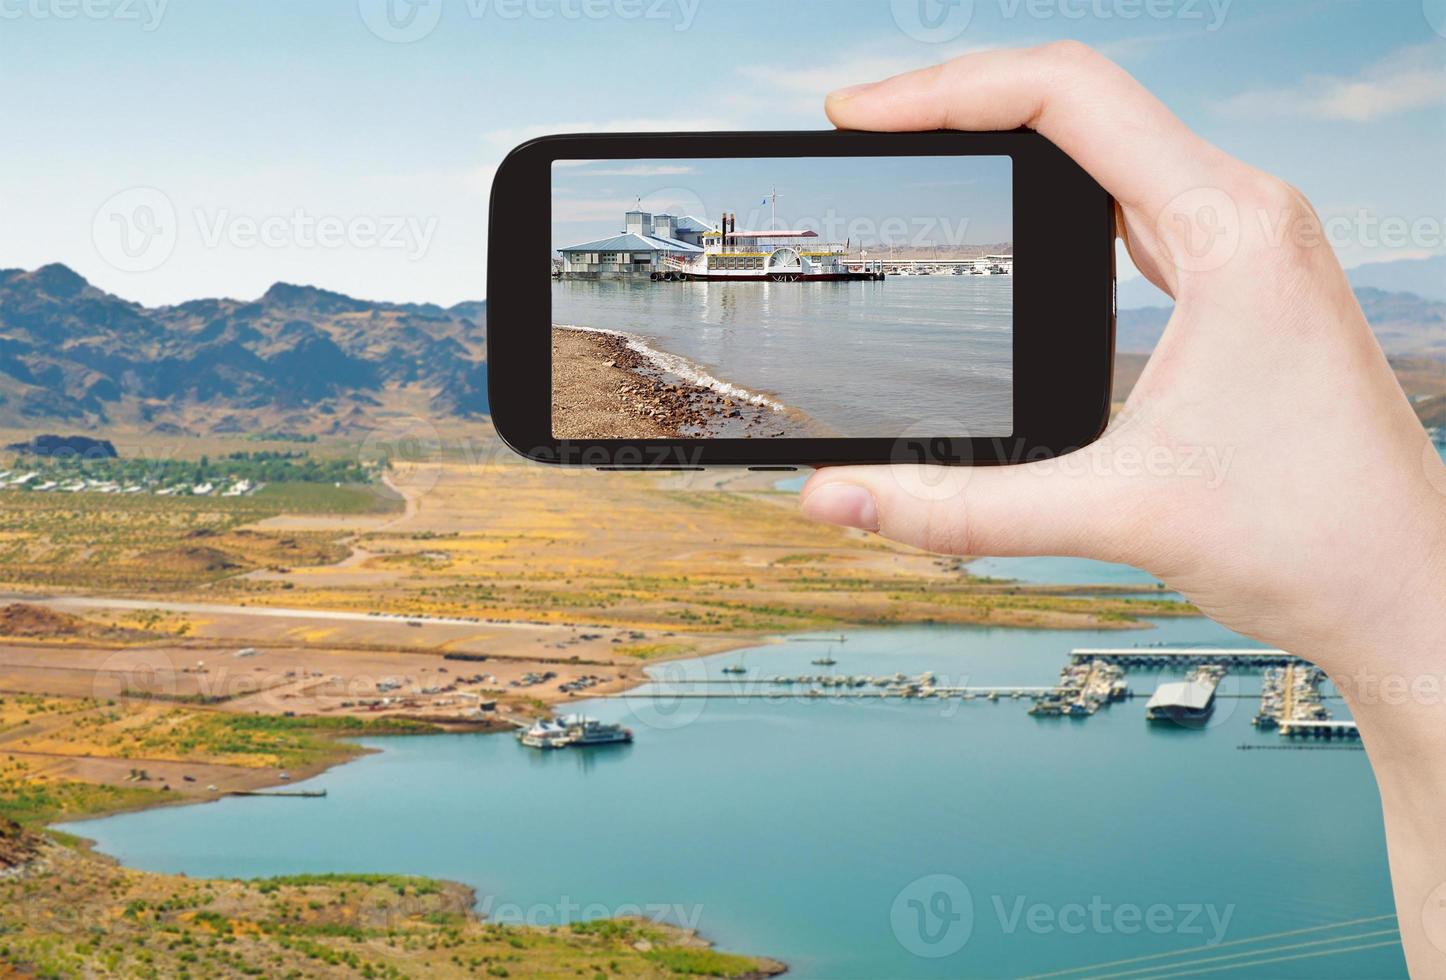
[22,593,1193,836]
[551,325,822,439]
[39,609,1210,975]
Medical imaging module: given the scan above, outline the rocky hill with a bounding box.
[0,264,487,435]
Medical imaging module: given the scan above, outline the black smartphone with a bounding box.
[487,130,1115,468]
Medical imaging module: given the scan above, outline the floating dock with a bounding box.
[600,648,1355,742]
[1145,665,1227,724]
[1070,648,1302,669]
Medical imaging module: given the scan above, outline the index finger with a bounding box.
[825,41,1239,216]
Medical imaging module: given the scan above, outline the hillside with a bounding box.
[1347,255,1446,302]
[0,264,487,434]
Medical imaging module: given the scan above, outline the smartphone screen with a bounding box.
[550,156,1013,441]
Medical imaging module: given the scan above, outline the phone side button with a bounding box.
[747,466,798,472]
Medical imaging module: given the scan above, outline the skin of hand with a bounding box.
[801,41,1446,974]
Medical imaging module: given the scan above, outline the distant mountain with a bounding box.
[0,265,487,434]
[1346,255,1446,303]
[1115,275,1170,311]
[1114,287,1446,358]
[1118,256,1446,310]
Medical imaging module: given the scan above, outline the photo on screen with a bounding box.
[550,156,1013,440]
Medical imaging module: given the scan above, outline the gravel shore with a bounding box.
[551,326,789,439]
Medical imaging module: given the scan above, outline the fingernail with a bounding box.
[827,82,877,102]
[801,483,879,532]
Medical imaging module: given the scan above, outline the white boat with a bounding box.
[656,212,879,283]
[562,715,633,746]
[518,715,633,748]
[517,719,572,749]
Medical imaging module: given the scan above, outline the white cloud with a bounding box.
[1215,43,1446,122]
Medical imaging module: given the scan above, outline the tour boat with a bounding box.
[653,210,883,282]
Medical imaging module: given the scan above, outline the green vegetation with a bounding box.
[0,772,169,827]
[0,841,783,979]
[0,483,391,591]
[615,641,694,660]
[95,710,439,769]
[645,947,764,976]
[3,448,378,493]
[247,873,443,896]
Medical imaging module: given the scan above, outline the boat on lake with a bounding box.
[562,715,634,746]
[517,719,573,749]
[518,716,633,749]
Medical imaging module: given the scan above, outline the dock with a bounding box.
[1253,663,1341,734]
[1028,659,1128,717]
[228,789,328,799]
[1278,719,1360,739]
[1070,648,1302,668]
[1144,665,1227,725]
[596,647,1355,743]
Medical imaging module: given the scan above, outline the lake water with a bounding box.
[553,277,1014,437]
[62,618,1404,979]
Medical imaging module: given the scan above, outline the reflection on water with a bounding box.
[553,277,1013,437]
[62,620,1402,979]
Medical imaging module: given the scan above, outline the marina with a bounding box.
[1255,664,1360,739]
[612,646,1353,745]
[555,206,1009,283]
[59,619,1403,979]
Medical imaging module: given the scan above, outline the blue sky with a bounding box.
[552,156,1013,251]
[1,0,1442,306]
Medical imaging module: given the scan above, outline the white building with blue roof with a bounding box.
[557,210,714,278]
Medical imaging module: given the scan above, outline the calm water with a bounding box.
[966,555,1161,587]
[552,277,1014,437]
[63,618,1403,979]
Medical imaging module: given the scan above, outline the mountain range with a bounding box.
[0,264,487,435]
[1,260,1439,436]
[1116,286,1446,357]
[1116,255,1446,310]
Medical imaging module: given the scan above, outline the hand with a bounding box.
[802,41,1446,972]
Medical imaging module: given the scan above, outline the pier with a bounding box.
[1028,659,1128,717]
[1070,648,1302,669]
[1278,719,1360,739]
[595,647,1354,742]
[1253,663,1344,734]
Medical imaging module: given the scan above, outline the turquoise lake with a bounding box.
[62,608,1405,979]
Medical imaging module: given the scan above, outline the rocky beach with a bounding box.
[551,326,802,439]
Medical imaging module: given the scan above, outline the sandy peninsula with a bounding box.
[551,326,793,439]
